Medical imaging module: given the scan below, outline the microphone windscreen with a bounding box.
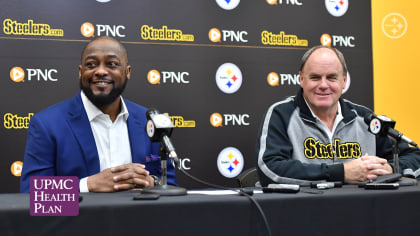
[364,113,374,125]
[146,108,159,119]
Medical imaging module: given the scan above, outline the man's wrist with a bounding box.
[150,175,160,186]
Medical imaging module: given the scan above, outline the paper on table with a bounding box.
[187,189,263,195]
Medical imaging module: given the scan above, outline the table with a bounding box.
[0,185,419,236]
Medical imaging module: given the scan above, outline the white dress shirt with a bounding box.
[303,98,344,142]
[79,91,132,192]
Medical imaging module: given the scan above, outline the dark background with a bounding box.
[0,0,372,192]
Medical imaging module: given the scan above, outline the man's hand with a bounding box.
[343,154,393,184]
[87,163,155,192]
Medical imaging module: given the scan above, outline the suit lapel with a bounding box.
[67,93,100,175]
[126,103,147,164]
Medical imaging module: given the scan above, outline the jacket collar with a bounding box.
[295,88,356,124]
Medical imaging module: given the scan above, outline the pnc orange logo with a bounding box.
[81,22,95,37]
[209,28,222,43]
[320,33,332,46]
[147,69,161,84]
[10,67,25,82]
[11,161,23,177]
[266,0,277,5]
[210,113,223,127]
[267,72,279,86]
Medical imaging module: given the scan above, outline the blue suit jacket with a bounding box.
[20,93,177,192]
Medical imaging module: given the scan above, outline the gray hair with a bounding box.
[299,45,348,75]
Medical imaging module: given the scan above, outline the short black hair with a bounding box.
[80,36,128,63]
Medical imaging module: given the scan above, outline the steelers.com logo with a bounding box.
[325,0,348,17]
[215,63,242,94]
[215,0,240,10]
[217,147,244,178]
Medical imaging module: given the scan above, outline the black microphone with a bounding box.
[146,108,179,166]
[364,113,418,147]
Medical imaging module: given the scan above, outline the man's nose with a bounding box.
[95,64,108,76]
[318,77,329,88]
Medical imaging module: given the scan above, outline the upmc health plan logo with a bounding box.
[325,0,348,17]
[216,0,240,10]
[215,63,242,94]
[30,176,79,216]
[217,147,244,178]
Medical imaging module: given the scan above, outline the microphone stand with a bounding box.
[389,135,400,174]
[142,147,187,196]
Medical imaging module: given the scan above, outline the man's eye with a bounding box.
[86,62,96,68]
[108,62,119,67]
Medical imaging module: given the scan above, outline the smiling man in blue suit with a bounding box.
[20,36,177,193]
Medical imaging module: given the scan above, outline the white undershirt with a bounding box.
[79,91,132,192]
[304,98,343,142]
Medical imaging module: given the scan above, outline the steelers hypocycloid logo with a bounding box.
[325,0,348,17]
[215,63,242,94]
[217,147,244,178]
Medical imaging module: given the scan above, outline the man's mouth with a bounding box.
[92,80,113,84]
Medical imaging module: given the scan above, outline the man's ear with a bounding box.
[126,65,131,80]
[78,65,82,79]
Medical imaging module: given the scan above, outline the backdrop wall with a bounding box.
[372,0,420,147]
[1,0,373,193]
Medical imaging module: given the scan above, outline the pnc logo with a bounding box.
[209,28,248,43]
[10,67,58,82]
[217,147,244,178]
[147,70,161,84]
[210,113,250,127]
[215,63,243,94]
[10,67,25,82]
[215,0,241,10]
[320,33,355,47]
[176,158,191,170]
[147,69,190,84]
[11,161,23,177]
[267,72,300,86]
[210,113,223,127]
[266,0,302,5]
[80,22,95,37]
[267,72,279,86]
[80,22,125,38]
[209,28,222,42]
[320,33,332,46]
